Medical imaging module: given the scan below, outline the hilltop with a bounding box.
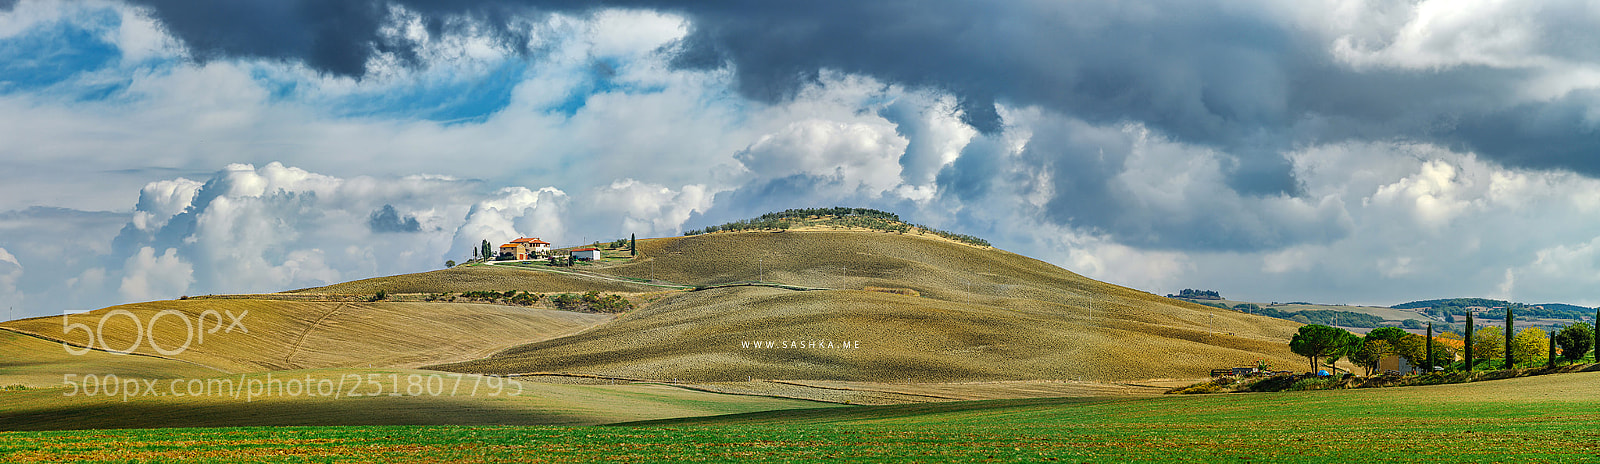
[682,207,990,247]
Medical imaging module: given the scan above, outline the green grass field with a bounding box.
[4,371,1594,462]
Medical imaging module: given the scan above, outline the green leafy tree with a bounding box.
[1351,339,1393,376]
[1511,327,1548,366]
[445,260,456,268]
[1394,334,1454,372]
[1472,326,1505,362]
[1555,323,1593,364]
[1366,327,1409,345]
[1289,325,1360,373]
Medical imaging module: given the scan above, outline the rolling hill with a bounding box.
[432,229,1306,382]
[3,219,1309,396]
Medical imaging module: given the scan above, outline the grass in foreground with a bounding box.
[4,372,1596,462]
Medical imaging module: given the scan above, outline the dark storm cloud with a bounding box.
[121,0,1600,250]
[122,1,1600,173]
[368,204,422,233]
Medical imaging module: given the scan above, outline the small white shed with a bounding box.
[571,248,601,261]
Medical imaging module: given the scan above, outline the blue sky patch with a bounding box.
[324,59,528,124]
[0,10,121,95]
[548,58,666,117]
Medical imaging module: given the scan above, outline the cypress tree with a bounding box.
[1505,306,1515,369]
[1464,312,1475,371]
[1548,328,1557,368]
[631,233,636,257]
[1424,322,1433,373]
[1595,309,1599,363]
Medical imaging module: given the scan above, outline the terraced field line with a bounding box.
[283,303,346,368]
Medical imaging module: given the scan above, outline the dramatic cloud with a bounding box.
[368,204,423,233]
[4,0,1600,318]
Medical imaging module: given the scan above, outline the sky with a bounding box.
[2,0,1599,318]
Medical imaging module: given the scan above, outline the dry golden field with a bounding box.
[434,230,1306,382]
[0,330,222,388]
[0,300,612,373]
[288,264,659,295]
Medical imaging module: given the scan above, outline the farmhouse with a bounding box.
[498,237,551,260]
[571,247,601,261]
[1377,355,1420,375]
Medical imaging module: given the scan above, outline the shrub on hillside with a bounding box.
[1287,377,1338,391]
[509,292,540,306]
[551,293,581,310]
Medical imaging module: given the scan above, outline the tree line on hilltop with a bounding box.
[1394,298,1595,321]
[681,207,991,247]
[1169,289,1222,300]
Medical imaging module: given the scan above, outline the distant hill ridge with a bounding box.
[1393,298,1594,320]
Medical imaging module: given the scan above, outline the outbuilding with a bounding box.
[571,247,601,261]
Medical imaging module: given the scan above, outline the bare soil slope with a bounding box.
[435,231,1304,382]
